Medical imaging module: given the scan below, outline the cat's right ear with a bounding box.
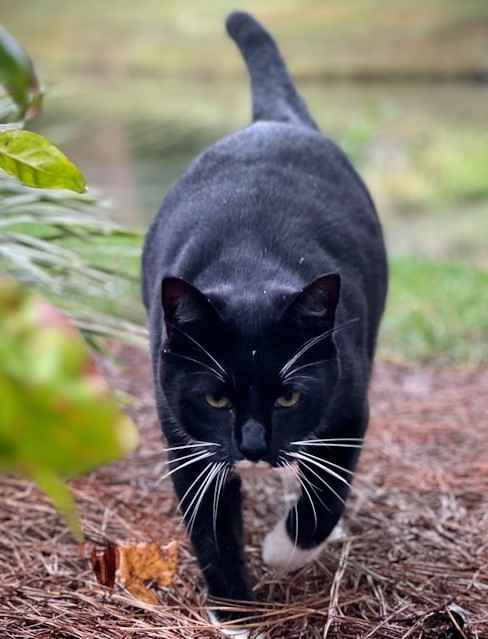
[161,277,215,337]
[281,272,341,331]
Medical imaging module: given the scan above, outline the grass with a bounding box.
[381,257,488,364]
[363,121,488,216]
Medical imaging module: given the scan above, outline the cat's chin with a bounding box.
[208,611,265,638]
[234,459,274,478]
[262,518,345,573]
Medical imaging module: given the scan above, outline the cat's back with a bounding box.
[143,120,384,308]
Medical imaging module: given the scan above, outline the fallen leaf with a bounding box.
[118,541,178,604]
[90,543,117,589]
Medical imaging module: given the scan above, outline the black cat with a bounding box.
[142,9,387,628]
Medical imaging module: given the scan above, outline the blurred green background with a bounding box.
[3,0,488,363]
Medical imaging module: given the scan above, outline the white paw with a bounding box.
[262,518,345,573]
[208,611,264,638]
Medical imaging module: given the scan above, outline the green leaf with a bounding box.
[32,469,83,542]
[0,277,138,539]
[0,130,86,192]
[0,26,42,120]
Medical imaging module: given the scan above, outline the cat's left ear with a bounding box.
[282,272,341,329]
[161,277,219,337]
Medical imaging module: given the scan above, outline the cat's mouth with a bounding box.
[235,459,272,470]
[234,458,274,477]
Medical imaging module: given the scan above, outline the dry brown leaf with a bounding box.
[117,541,179,604]
[90,542,118,589]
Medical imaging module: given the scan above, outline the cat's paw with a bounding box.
[262,518,345,572]
[208,611,264,638]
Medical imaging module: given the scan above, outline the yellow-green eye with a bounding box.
[205,394,232,409]
[275,391,301,408]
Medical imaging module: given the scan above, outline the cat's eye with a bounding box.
[205,394,232,409]
[275,391,301,408]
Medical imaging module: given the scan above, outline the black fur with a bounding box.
[142,11,387,606]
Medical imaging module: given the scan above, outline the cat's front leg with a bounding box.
[262,442,359,571]
[171,460,253,604]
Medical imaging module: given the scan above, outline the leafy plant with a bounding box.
[0,176,147,344]
[0,27,141,538]
[0,278,138,540]
[0,25,146,345]
[0,129,86,191]
[0,24,42,122]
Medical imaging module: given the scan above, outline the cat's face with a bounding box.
[159,275,341,466]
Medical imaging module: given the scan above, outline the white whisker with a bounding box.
[157,450,214,485]
[292,502,299,551]
[179,462,214,511]
[282,374,317,385]
[164,350,226,382]
[182,462,218,530]
[166,449,214,465]
[182,463,219,534]
[291,438,363,450]
[299,443,363,449]
[187,463,222,537]
[283,359,334,379]
[287,453,346,505]
[316,457,355,477]
[299,469,330,513]
[280,318,359,378]
[172,326,228,377]
[212,463,229,545]
[280,330,334,378]
[161,441,220,453]
[292,438,364,444]
[278,458,299,555]
[280,454,330,514]
[295,467,317,532]
[289,451,352,490]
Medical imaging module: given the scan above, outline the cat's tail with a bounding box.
[226,11,317,130]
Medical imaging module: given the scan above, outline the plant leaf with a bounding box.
[0,173,146,345]
[0,26,42,120]
[32,468,83,542]
[0,130,86,192]
[0,277,138,539]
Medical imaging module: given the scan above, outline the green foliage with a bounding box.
[0,277,138,539]
[371,127,488,215]
[381,257,488,364]
[0,25,145,345]
[0,130,86,191]
[420,131,488,206]
[0,25,142,540]
[0,175,146,343]
[0,25,42,121]
[0,27,85,193]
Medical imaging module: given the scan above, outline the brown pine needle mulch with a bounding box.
[1,347,487,638]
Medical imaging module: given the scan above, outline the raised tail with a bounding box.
[226,11,317,129]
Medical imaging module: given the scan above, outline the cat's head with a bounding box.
[159,273,341,466]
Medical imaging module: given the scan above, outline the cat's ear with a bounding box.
[161,277,217,336]
[283,273,341,329]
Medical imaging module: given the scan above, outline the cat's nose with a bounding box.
[239,419,268,461]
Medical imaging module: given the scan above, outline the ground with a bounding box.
[1,347,487,638]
